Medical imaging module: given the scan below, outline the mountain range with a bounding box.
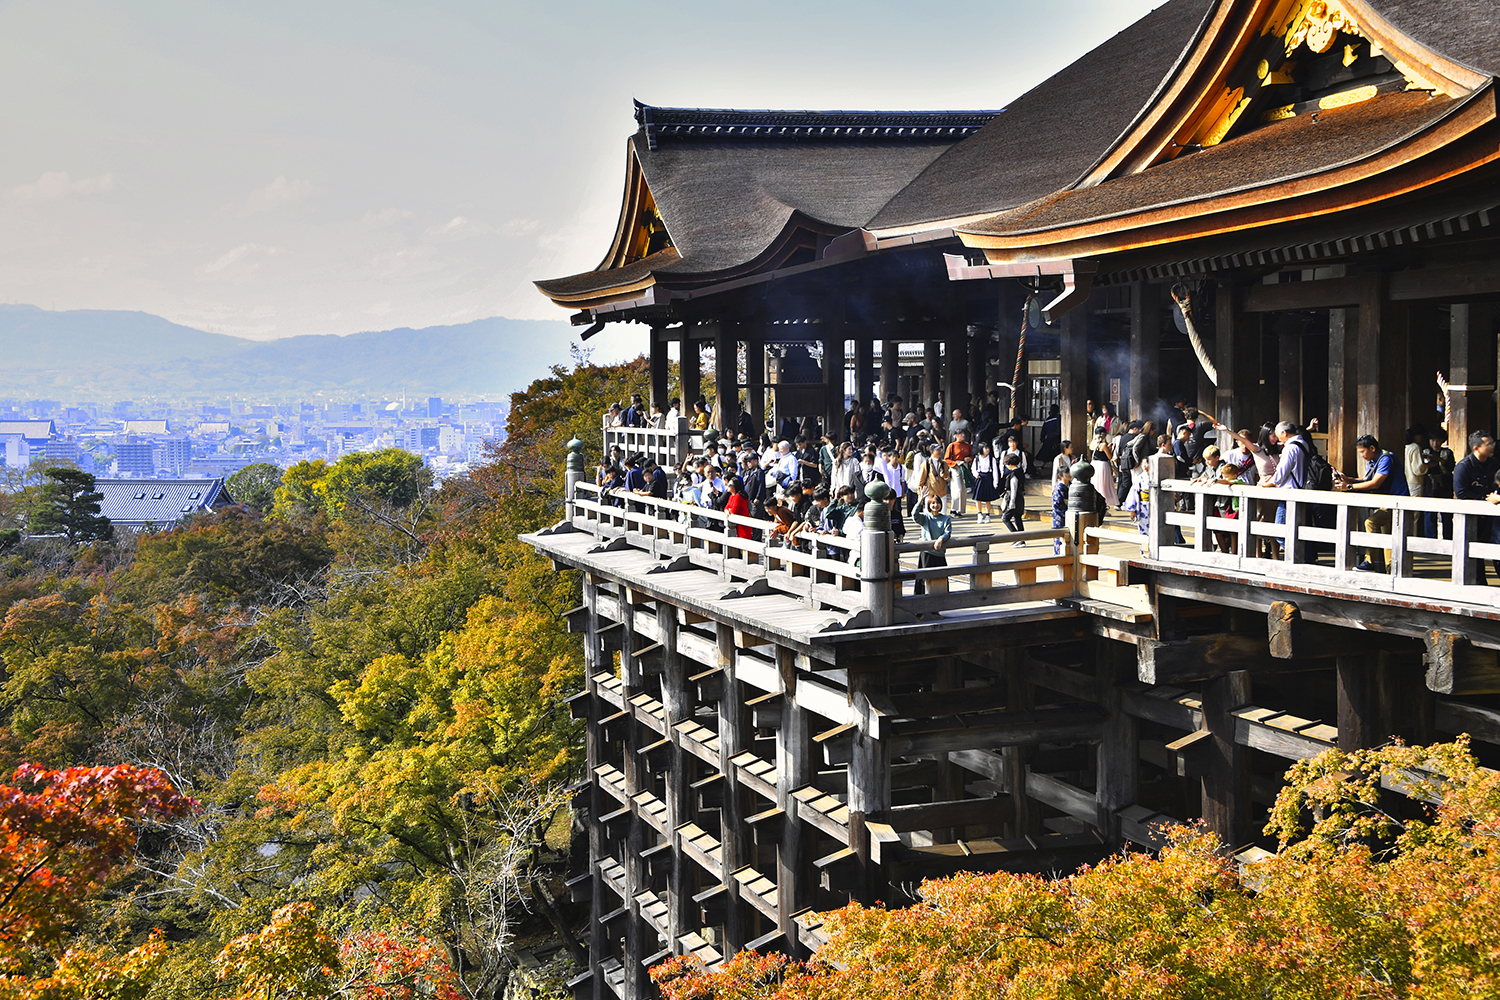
[0,304,587,398]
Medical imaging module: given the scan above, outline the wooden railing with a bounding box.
[603,417,702,472]
[568,481,1107,622]
[1150,471,1500,605]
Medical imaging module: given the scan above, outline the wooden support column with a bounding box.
[944,330,970,417]
[1336,656,1382,750]
[714,328,740,434]
[1096,640,1138,845]
[1357,277,1409,466]
[1005,649,1042,837]
[1328,306,1359,474]
[854,337,875,408]
[619,603,650,998]
[1060,306,1089,456]
[746,333,766,437]
[1278,321,1302,424]
[1201,669,1252,848]
[847,670,891,905]
[819,339,840,443]
[775,649,811,949]
[715,624,750,952]
[1129,281,1160,423]
[650,325,669,412]
[658,607,694,945]
[1450,303,1497,451]
[969,325,988,403]
[922,342,941,411]
[1215,285,1262,440]
[1407,304,1441,431]
[681,334,702,410]
[880,339,899,406]
[583,579,607,1000]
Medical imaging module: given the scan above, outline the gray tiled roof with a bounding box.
[94,478,230,528]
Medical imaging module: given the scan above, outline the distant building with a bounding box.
[0,434,27,468]
[160,438,192,475]
[427,397,442,417]
[0,421,56,448]
[115,442,155,476]
[94,478,230,531]
[122,419,170,436]
[437,425,463,454]
[403,427,441,452]
[44,437,81,463]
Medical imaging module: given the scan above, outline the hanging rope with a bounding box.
[1008,297,1034,421]
[1171,282,1218,387]
[1437,370,1452,432]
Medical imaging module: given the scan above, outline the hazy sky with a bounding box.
[0,0,1161,354]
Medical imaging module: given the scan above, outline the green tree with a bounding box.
[226,463,284,512]
[29,467,112,544]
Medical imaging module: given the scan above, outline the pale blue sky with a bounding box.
[0,0,1160,354]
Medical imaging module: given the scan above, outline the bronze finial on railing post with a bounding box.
[861,480,894,626]
[564,436,585,520]
[1066,460,1099,582]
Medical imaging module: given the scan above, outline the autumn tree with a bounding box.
[654,739,1500,1000]
[0,764,195,953]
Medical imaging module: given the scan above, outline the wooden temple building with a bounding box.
[526,1,1500,996]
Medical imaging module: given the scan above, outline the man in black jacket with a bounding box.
[1454,431,1500,583]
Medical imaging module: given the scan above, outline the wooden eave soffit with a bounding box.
[1078,0,1487,187]
[599,146,676,271]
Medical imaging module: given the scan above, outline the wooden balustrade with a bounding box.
[1150,478,1500,604]
[602,417,702,472]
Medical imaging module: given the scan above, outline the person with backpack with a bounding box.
[1333,434,1409,572]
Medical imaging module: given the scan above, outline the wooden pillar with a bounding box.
[1338,656,1380,749]
[944,331,970,418]
[1201,669,1252,847]
[1060,307,1089,454]
[746,334,766,437]
[1328,306,1359,473]
[922,342,941,411]
[658,606,694,945]
[969,325,988,403]
[619,603,650,998]
[1005,649,1041,836]
[855,337,875,409]
[1215,285,1262,440]
[715,624,750,951]
[1407,304,1441,431]
[847,670,890,905]
[822,338,843,443]
[1128,281,1161,424]
[681,334,702,410]
[1357,277,1408,467]
[1095,640,1138,846]
[776,649,811,947]
[583,579,607,1000]
[1450,303,1497,451]
[880,338,899,406]
[1278,320,1302,424]
[714,328,740,435]
[650,326,669,412]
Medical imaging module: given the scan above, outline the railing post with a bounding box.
[674,416,691,471]
[564,437,585,521]
[1146,454,1175,558]
[1452,512,1477,586]
[860,481,894,626]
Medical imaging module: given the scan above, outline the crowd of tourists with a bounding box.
[596,389,1500,583]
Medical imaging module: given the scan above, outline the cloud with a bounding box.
[10,171,116,202]
[362,207,414,227]
[501,218,542,237]
[203,243,281,275]
[241,175,312,216]
[422,215,491,242]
